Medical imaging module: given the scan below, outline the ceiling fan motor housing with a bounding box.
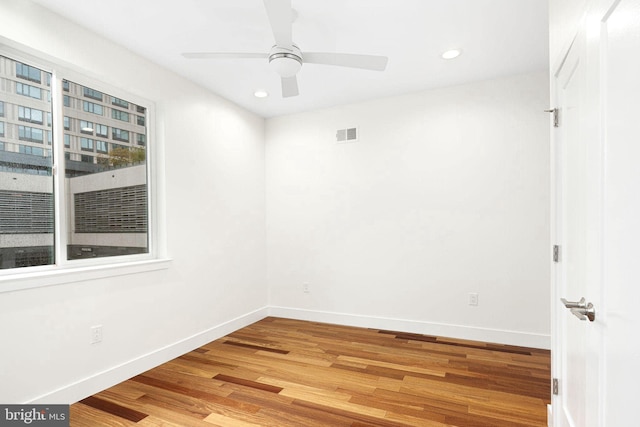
[269,45,303,77]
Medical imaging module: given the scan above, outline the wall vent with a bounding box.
[336,127,358,143]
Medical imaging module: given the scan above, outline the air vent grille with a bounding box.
[336,127,358,143]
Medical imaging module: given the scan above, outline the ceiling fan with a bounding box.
[182,0,388,98]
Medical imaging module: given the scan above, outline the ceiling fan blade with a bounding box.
[263,0,293,47]
[182,52,267,59]
[281,76,299,97]
[303,52,388,71]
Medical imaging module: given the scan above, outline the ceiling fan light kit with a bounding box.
[268,45,303,78]
[181,0,388,98]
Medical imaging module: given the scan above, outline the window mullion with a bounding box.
[51,71,68,266]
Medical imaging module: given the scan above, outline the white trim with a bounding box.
[269,306,551,349]
[27,306,270,404]
[0,258,172,294]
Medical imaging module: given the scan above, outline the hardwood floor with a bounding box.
[71,317,551,426]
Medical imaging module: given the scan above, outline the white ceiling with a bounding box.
[31,0,548,118]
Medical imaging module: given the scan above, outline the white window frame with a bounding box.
[0,46,168,293]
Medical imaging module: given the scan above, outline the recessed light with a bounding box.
[254,90,269,98]
[441,49,462,60]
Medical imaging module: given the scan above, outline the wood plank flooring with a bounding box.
[71,317,551,426]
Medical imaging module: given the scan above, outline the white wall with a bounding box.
[0,0,266,403]
[266,72,550,348]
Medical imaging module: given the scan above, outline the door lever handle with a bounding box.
[561,297,586,309]
[570,303,596,322]
[561,297,596,322]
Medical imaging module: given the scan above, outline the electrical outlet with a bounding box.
[469,293,479,306]
[303,282,310,293]
[91,325,103,344]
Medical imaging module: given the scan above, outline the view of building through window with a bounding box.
[0,55,149,270]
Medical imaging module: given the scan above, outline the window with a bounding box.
[112,109,129,122]
[137,115,145,126]
[1,57,151,273]
[112,128,129,142]
[16,62,42,83]
[18,106,44,124]
[80,120,94,134]
[80,137,94,151]
[136,134,146,146]
[83,101,103,115]
[83,87,103,101]
[16,83,42,100]
[111,97,128,108]
[18,144,45,156]
[95,124,108,137]
[64,80,149,262]
[96,140,108,153]
[18,125,44,143]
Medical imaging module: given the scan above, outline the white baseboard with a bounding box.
[268,306,551,349]
[28,306,269,404]
[28,305,549,404]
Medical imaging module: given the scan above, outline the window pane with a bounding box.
[80,137,94,151]
[80,120,94,134]
[112,128,129,142]
[16,82,42,100]
[63,80,148,260]
[111,97,128,108]
[16,62,42,83]
[83,87,103,101]
[83,100,103,115]
[0,56,54,269]
[96,124,108,138]
[111,109,129,122]
[18,106,44,124]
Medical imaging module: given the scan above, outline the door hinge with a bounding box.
[553,378,559,395]
[553,245,560,263]
[545,108,559,127]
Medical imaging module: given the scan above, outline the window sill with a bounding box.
[0,258,172,294]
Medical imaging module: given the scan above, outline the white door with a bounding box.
[553,24,601,427]
[552,0,640,425]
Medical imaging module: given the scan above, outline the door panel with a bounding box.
[554,29,591,426]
